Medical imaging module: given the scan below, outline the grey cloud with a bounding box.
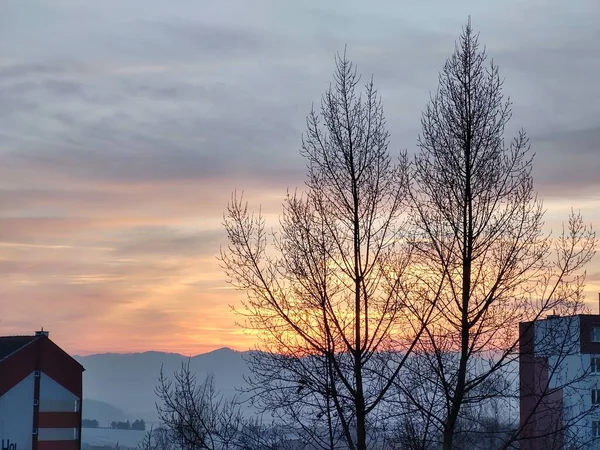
[0,63,68,79]
[1,6,597,192]
[535,127,600,158]
[0,79,89,104]
[532,126,600,197]
[141,18,279,58]
[0,95,39,117]
[125,81,213,101]
[0,66,308,187]
[4,120,302,186]
[42,79,88,96]
[114,227,225,258]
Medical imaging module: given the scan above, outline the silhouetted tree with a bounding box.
[137,426,175,450]
[82,418,99,428]
[397,19,596,450]
[156,362,244,450]
[115,420,131,430]
[138,427,159,450]
[132,419,146,431]
[221,51,432,450]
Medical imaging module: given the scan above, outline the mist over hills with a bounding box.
[75,347,253,423]
[82,399,128,426]
[75,346,520,426]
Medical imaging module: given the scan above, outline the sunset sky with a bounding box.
[1,0,599,356]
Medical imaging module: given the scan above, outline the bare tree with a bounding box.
[221,51,429,450]
[138,426,171,450]
[138,427,160,450]
[400,19,596,450]
[156,362,244,450]
[233,416,298,450]
[138,425,176,450]
[155,362,301,450]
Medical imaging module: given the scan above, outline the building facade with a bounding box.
[520,315,600,449]
[0,330,84,450]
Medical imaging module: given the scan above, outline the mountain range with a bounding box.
[75,347,252,424]
[75,347,519,427]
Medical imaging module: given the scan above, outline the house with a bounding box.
[0,330,85,450]
[520,314,600,449]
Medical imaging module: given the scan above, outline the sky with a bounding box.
[1,0,599,356]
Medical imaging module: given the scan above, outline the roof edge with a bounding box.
[43,337,85,372]
[0,335,40,362]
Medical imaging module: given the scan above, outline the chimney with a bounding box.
[35,327,49,337]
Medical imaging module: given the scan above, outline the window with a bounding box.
[38,428,77,440]
[593,421,600,438]
[592,357,600,374]
[592,389,600,405]
[39,399,78,412]
[592,327,600,343]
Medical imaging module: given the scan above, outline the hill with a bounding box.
[75,347,251,422]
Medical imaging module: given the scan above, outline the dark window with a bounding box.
[593,421,600,438]
[592,357,600,374]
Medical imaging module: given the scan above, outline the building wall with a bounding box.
[37,339,83,450]
[0,336,84,450]
[40,373,79,412]
[557,352,600,448]
[522,316,600,448]
[534,316,580,359]
[38,372,80,445]
[39,339,82,400]
[521,317,586,449]
[0,373,35,450]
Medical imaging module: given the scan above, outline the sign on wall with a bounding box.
[2,440,17,450]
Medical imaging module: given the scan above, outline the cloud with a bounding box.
[113,227,224,258]
[0,0,599,354]
[532,127,600,197]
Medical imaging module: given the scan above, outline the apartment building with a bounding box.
[520,315,600,449]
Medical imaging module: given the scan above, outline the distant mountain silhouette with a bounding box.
[75,348,520,426]
[74,347,252,422]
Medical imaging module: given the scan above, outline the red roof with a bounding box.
[0,333,85,398]
[0,333,84,371]
[0,335,38,360]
